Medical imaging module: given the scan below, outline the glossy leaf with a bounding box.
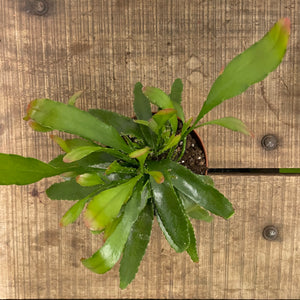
[150,176,190,252]
[197,117,252,136]
[24,99,131,153]
[119,201,154,289]
[103,210,124,241]
[180,192,213,222]
[46,178,102,200]
[81,180,149,274]
[84,174,142,230]
[197,18,290,120]
[0,153,62,185]
[89,109,143,139]
[156,211,181,252]
[149,160,234,219]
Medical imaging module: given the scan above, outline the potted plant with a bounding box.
[0,18,290,289]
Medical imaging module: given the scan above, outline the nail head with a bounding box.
[261,134,278,151]
[30,0,49,16]
[263,225,278,241]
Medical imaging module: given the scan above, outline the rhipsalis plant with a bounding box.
[0,19,290,288]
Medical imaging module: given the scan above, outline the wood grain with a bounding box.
[0,0,298,167]
[0,175,299,299]
[0,0,299,299]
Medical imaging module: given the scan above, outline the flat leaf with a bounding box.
[180,192,213,222]
[197,18,290,120]
[84,174,142,230]
[150,176,190,252]
[119,201,154,289]
[0,153,62,185]
[63,146,102,163]
[160,134,181,153]
[105,161,137,175]
[149,160,234,219]
[89,109,143,139]
[24,99,131,153]
[197,117,252,136]
[103,210,124,241]
[169,78,183,104]
[81,180,149,274]
[68,91,83,106]
[152,108,177,129]
[76,173,104,186]
[143,87,174,109]
[60,196,90,227]
[148,171,164,184]
[133,83,156,148]
[186,218,199,262]
[46,178,101,200]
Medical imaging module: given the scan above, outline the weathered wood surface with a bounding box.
[0,0,299,299]
[0,175,299,299]
[0,0,298,168]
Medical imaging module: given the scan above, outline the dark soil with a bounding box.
[177,132,207,175]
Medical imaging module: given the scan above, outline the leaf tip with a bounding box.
[279,17,291,35]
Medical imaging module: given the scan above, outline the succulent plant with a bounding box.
[0,18,290,288]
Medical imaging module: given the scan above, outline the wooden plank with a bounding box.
[0,175,299,299]
[0,0,298,168]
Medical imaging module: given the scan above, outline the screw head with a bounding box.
[30,0,49,16]
[261,134,278,151]
[263,225,278,241]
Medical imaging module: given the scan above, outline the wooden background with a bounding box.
[0,0,299,298]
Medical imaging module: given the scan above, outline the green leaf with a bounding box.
[133,83,156,148]
[105,161,137,175]
[186,218,199,262]
[81,180,149,274]
[119,201,154,289]
[169,78,183,104]
[46,178,102,200]
[68,91,83,106]
[24,99,131,153]
[197,117,252,136]
[148,171,164,184]
[152,108,177,129]
[76,173,104,186]
[180,192,213,222]
[60,196,90,227]
[48,153,114,176]
[149,160,234,219]
[89,109,144,139]
[197,18,290,121]
[84,174,142,230]
[159,134,181,154]
[0,153,62,185]
[63,146,102,163]
[103,210,124,241]
[150,176,190,252]
[143,87,174,109]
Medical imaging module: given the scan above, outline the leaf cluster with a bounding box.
[0,18,290,289]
